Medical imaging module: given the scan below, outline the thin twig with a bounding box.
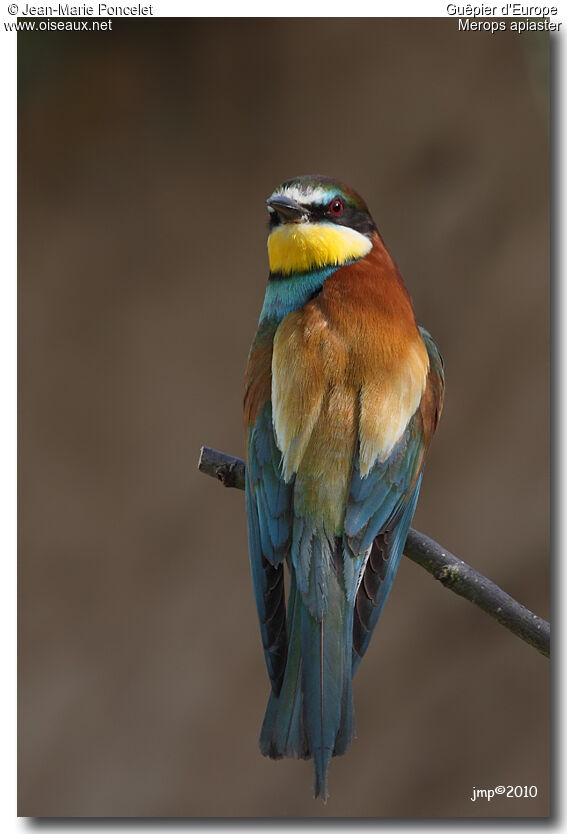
[197,445,550,658]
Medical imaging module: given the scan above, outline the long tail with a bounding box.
[259,561,355,801]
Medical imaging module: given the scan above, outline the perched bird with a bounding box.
[244,175,444,800]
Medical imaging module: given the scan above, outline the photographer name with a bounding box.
[19,3,154,14]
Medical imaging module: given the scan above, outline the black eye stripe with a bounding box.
[298,200,376,236]
[267,196,377,237]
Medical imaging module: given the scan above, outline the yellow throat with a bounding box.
[268,221,372,275]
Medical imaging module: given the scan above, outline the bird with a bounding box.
[243,174,444,801]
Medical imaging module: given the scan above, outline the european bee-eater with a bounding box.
[244,175,444,800]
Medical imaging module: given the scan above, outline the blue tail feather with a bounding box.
[260,572,308,760]
[259,549,356,801]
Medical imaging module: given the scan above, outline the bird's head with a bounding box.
[266,175,377,277]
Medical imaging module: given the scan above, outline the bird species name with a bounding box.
[458,16,561,28]
[447,3,558,12]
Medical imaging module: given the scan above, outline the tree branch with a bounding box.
[197,445,550,659]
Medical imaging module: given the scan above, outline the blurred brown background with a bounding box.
[18,19,550,818]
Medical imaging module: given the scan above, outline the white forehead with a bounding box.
[270,183,335,206]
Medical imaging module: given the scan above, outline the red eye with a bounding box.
[329,199,343,216]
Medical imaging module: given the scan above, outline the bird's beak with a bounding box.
[266,195,307,222]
